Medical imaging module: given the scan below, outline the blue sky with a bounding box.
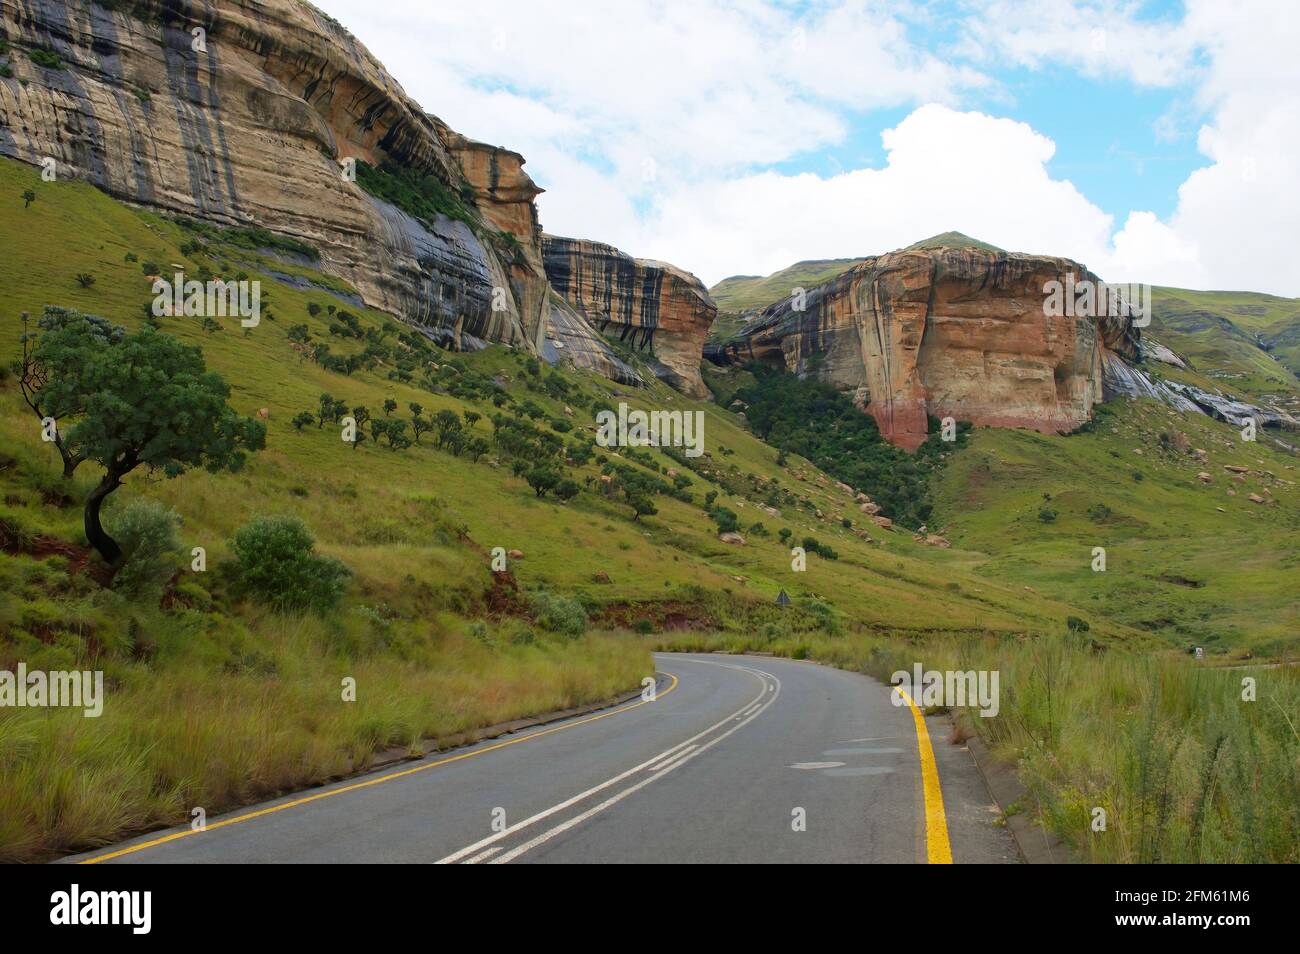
[316,0,1299,295]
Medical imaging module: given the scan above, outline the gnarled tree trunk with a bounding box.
[84,472,123,566]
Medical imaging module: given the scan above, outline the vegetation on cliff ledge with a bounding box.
[354,158,477,230]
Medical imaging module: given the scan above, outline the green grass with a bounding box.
[709,257,864,318]
[928,400,1300,657]
[903,230,1006,254]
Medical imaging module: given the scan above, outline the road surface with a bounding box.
[69,653,1018,864]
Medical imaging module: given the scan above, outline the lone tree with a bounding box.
[27,308,265,565]
[22,189,36,208]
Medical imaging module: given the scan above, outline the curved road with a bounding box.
[69,653,1017,864]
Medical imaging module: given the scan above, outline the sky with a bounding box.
[313,0,1299,296]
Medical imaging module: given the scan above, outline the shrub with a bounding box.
[1086,503,1112,522]
[1066,615,1090,633]
[1037,506,1058,522]
[228,515,349,613]
[801,536,839,560]
[28,48,63,69]
[711,507,740,534]
[529,590,587,637]
[106,499,182,597]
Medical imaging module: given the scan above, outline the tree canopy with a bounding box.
[25,307,266,564]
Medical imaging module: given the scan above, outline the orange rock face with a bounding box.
[543,236,717,399]
[726,247,1140,450]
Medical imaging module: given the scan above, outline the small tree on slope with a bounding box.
[30,309,265,566]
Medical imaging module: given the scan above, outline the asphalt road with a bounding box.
[69,653,1018,864]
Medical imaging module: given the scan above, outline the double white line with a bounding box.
[437,660,782,864]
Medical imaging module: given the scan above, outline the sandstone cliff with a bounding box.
[0,0,593,366]
[715,245,1140,450]
[543,235,716,399]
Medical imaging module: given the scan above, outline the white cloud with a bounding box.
[633,104,1121,284]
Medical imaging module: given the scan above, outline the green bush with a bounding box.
[228,515,349,613]
[528,590,587,637]
[711,507,740,534]
[106,499,182,597]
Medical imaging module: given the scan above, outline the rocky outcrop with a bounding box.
[0,0,553,351]
[543,235,716,399]
[541,291,642,387]
[716,245,1141,450]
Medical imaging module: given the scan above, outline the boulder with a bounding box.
[718,532,746,545]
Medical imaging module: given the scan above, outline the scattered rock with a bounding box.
[508,549,524,560]
[871,516,893,530]
[592,571,611,584]
[1197,472,1212,483]
[718,532,746,545]
[256,407,270,420]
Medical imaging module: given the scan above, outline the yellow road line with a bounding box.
[895,687,953,864]
[80,671,679,864]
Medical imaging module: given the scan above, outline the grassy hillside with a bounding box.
[709,257,863,322]
[1,156,1296,862]
[928,400,1300,658]
[1147,286,1300,412]
[904,230,1005,253]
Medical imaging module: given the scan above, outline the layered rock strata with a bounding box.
[543,235,716,399]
